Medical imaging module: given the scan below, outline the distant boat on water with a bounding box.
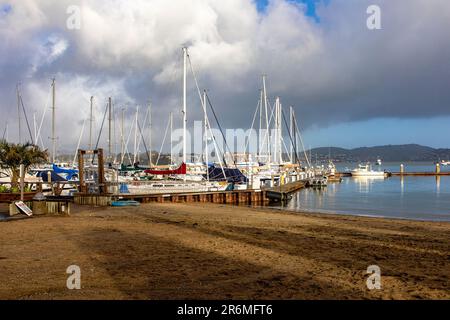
[351,164,387,177]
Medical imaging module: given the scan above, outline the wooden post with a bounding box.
[98,148,105,194]
[19,164,24,201]
[78,149,85,193]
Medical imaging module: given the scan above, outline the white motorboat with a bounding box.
[351,164,387,177]
[440,160,450,166]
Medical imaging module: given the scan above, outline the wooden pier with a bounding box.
[265,180,306,202]
[337,172,450,177]
[390,172,450,176]
[74,189,269,206]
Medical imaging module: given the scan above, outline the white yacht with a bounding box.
[351,164,387,177]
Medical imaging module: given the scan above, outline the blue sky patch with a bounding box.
[255,0,328,22]
[1,3,12,16]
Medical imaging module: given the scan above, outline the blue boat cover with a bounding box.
[36,170,67,182]
[52,164,78,180]
[204,167,248,183]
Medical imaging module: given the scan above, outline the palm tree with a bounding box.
[0,140,48,188]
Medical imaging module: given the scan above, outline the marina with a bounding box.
[1,1,450,304]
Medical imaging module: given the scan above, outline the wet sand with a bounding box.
[0,203,449,300]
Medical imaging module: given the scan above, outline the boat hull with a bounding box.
[351,171,386,177]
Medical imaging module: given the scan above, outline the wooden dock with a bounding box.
[264,180,306,202]
[390,172,450,176]
[74,189,269,206]
[337,172,450,177]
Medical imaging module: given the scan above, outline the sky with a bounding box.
[1,0,450,154]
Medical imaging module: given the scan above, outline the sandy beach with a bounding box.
[0,203,449,300]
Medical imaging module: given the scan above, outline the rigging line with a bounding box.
[2,122,7,140]
[293,116,311,168]
[199,99,228,178]
[136,118,151,164]
[156,115,171,166]
[186,54,227,175]
[281,109,300,165]
[123,112,135,165]
[19,95,34,144]
[259,99,276,159]
[92,103,109,164]
[39,135,45,150]
[136,106,149,154]
[186,53,229,166]
[186,54,204,111]
[205,111,227,179]
[244,99,260,158]
[36,86,51,145]
[72,118,87,167]
[205,93,237,168]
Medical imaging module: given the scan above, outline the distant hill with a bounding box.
[304,144,450,162]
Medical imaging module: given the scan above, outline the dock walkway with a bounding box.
[264,180,306,202]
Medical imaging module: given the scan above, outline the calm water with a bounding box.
[280,162,450,222]
[336,161,450,173]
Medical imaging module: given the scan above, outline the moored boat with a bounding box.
[351,164,387,177]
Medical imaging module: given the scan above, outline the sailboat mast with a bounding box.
[113,103,117,164]
[170,111,173,166]
[108,97,112,162]
[203,90,209,181]
[51,78,56,163]
[89,96,93,150]
[274,97,279,164]
[33,112,37,145]
[289,106,294,163]
[133,106,139,164]
[16,84,21,144]
[258,89,263,159]
[182,47,188,166]
[121,108,125,163]
[148,101,152,167]
[262,75,270,163]
[278,100,283,164]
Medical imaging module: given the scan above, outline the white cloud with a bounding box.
[0,0,450,151]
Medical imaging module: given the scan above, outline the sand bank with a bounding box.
[0,203,449,299]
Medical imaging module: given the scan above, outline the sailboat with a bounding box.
[116,48,232,194]
[242,76,312,189]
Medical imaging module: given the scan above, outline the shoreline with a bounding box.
[1,203,449,299]
[260,205,450,223]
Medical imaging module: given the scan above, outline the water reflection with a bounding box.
[353,176,386,193]
[400,176,404,195]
